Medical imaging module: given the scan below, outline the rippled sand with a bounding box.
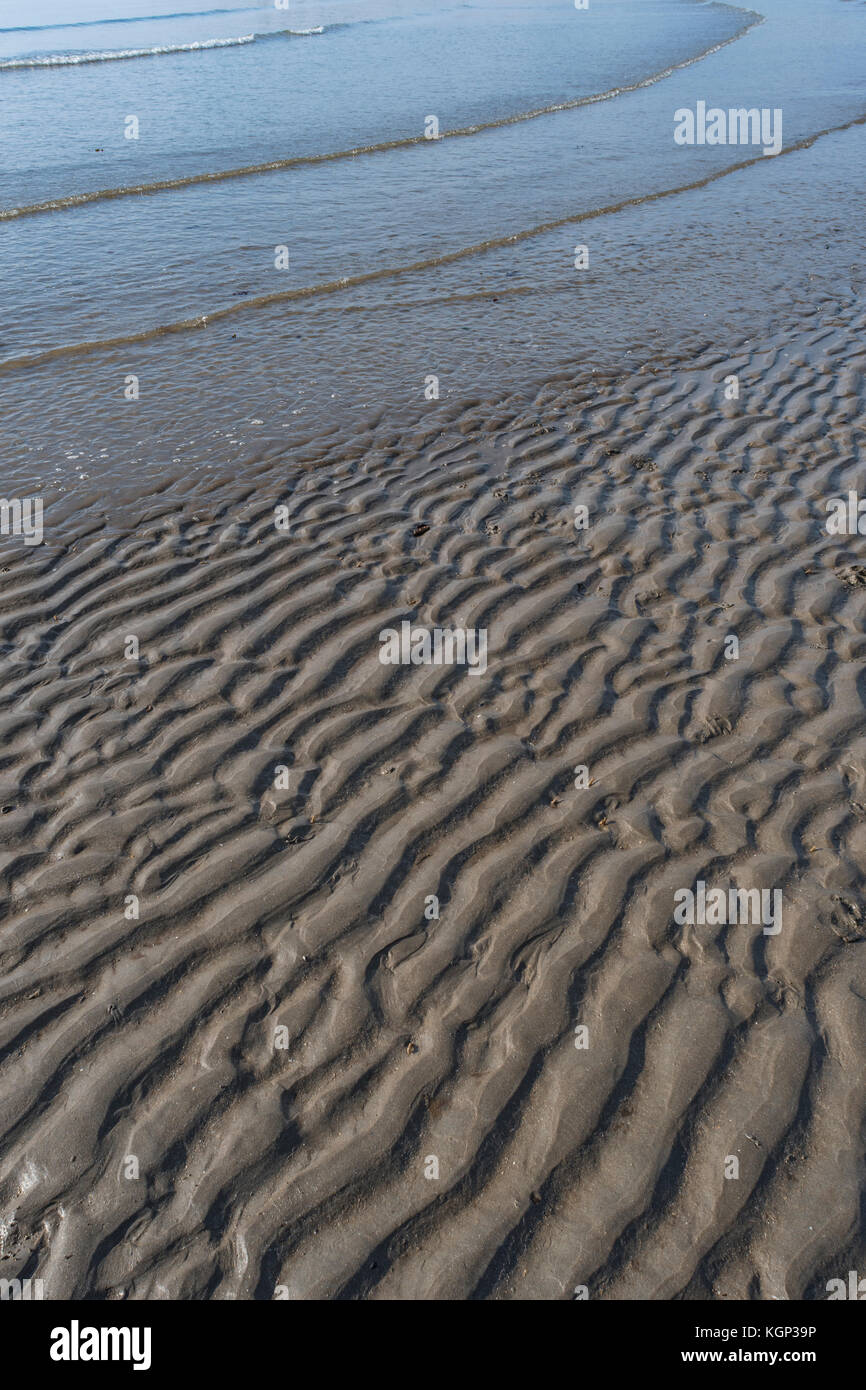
[2,294,865,1298]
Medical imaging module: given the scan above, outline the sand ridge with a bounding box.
[1,297,865,1299]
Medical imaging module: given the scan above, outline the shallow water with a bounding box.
[0,0,864,499]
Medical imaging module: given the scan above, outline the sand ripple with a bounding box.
[1,305,865,1299]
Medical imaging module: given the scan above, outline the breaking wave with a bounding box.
[0,26,326,69]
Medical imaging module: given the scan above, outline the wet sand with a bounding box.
[2,291,866,1298]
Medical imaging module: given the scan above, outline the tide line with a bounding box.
[2,108,861,375]
[0,8,763,222]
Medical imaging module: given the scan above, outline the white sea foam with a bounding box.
[0,28,324,69]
